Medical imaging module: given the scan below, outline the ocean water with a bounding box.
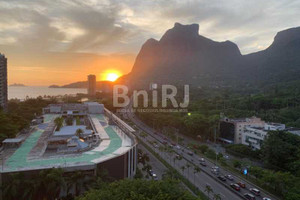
[8,86,86,100]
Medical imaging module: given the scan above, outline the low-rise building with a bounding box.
[242,123,285,149]
[219,116,265,144]
[1,102,138,191]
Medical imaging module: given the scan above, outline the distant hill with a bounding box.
[118,23,300,90]
[9,83,26,87]
[49,81,113,90]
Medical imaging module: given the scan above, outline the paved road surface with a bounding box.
[123,103,278,200]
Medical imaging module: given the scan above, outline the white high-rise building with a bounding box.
[0,53,7,110]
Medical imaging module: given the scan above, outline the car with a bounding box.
[171,142,176,146]
[162,141,167,145]
[152,173,158,180]
[237,182,246,188]
[244,193,256,200]
[153,144,159,148]
[250,188,260,196]
[163,137,167,140]
[217,176,226,181]
[225,174,234,180]
[230,183,240,191]
[211,166,220,171]
[176,145,181,150]
[187,151,194,156]
[211,169,219,175]
[262,198,271,200]
[148,170,154,176]
[199,158,206,166]
[224,155,229,159]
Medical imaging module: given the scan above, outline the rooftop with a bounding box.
[2,112,135,173]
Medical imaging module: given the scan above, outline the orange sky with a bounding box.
[1,0,299,86]
[6,49,135,86]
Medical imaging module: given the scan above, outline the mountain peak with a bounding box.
[271,26,300,47]
[160,23,199,43]
[173,22,199,34]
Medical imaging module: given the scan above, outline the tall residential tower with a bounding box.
[0,53,7,110]
[88,74,96,96]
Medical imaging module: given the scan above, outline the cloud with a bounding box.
[0,0,299,55]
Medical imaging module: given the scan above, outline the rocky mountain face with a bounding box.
[120,23,300,89]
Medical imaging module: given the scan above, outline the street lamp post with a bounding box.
[214,126,218,166]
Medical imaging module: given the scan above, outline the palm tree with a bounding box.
[2,173,24,200]
[186,163,191,178]
[142,164,152,173]
[158,146,165,156]
[180,165,186,175]
[205,185,213,198]
[69,171,85,196]
[213,193,222,200]
[138,153,150,166]
[54,117,64,131]
[76,128,83,138]
[193,166,201,185]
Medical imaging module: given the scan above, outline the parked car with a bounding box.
[176,145,181,150]
[217,176,226,181]
[237,182,246,188]
[187,151,194,156]
[225,174,234,180]
[244,193,256,200]
[230,183,240,191]
[162,141,167,145]
[153,144,159,148]
[262,198,271,200]
[250,188,260,196]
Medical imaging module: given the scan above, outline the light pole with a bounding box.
[214,126,218,166]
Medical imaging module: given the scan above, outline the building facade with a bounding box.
[0,53,7,110]
[219,116,265,144]
[242,123,285,149]
[88,74,96,96]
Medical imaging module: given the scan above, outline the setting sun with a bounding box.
[105,72,120,82]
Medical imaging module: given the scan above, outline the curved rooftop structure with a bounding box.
[1,103,137,180]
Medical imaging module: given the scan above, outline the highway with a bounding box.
[123,104,278,200]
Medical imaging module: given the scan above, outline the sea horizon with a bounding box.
[8,86,86,100]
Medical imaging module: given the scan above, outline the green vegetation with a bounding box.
[54,117,64,131]
[3,168,66,200]
[76,179,199,200]
[225,144,261,160]
[76,116,80,125]
[65,117,73,126]
[136,85,300,141]
[0,98,57,143]
[261,131,300,173]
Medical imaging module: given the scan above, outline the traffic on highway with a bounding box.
[123,105,277,200]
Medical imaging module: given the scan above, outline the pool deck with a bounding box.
[2,114,133,173]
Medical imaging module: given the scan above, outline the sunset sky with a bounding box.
[0,0,299,86]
